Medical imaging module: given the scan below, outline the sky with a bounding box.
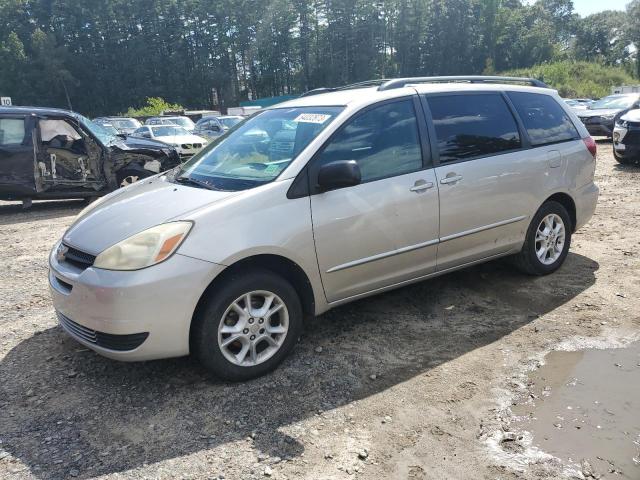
[572,0,631,16]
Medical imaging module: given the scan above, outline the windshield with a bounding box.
[102,124,119,134]
[112,119,140,129]
[77,115,119,145]
[590,95,637,110]
[176,106,343,191]
[168,117,195,129]
[219,117,242,128]
[151,125,190,137]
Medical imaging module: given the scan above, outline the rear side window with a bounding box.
[317,99,423,182]
[427,94,521,163]
[507,92,579,146]
[0,118,26,146]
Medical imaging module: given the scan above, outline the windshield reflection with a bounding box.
[175,106,343,191]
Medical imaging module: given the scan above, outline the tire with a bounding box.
[191,269,303,381]
[513,201,572,276]
[116,168,152,188]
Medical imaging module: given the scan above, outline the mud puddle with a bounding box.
[513,342,640,479]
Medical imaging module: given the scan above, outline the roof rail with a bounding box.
[299,87,337,97]
[377,76,549,91]
[300,79,393,97]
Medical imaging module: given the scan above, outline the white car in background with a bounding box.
[145,116,196,132]
[132,125,207,158]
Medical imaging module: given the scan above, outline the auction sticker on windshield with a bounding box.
[294,113,331,124]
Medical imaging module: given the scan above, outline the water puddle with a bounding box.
[513,342,640,479]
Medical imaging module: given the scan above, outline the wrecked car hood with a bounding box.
[116,136,173,150]
[63,176,238,255]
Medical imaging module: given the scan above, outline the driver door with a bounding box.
[310,97,440,303]
[35,116,104,191]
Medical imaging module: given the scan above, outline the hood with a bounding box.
[620,109,640,122]
[578,108,621,118]
[157,134,206,145]
[63,176,237,255]
[119,136,173,150]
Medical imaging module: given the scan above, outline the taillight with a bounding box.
[583,136,597,159]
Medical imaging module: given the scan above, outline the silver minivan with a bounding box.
[49,76,599,380]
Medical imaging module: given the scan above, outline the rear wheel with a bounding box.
[191,269,303,381]
[513,201,572,276]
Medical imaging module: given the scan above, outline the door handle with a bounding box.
[440,174,463,185]
[410,181,434,192]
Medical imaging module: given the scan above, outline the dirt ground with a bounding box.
[0,142,639,480]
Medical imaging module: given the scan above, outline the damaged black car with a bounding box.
[0,106,181,206]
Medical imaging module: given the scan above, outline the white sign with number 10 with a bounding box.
[1,97,12,106]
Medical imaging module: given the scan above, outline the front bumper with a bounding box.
[49,243,224,361]
[579,118,614,137]
[613,125,640,160]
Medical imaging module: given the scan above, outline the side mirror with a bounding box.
[317,160,361,192]
[212,125,221,132]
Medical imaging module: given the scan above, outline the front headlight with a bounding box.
[601,114,616,120]
[93,221,193,271]
[616,119,628,128]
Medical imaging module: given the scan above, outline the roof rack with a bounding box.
[299,76,549,97]
[377,75,549,91]
[300,79,393,97]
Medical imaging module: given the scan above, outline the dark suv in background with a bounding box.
[0,107,180,206]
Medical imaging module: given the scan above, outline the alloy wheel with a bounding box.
[217,290,289,367]
[535,213,566,265]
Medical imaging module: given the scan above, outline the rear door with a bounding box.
[0,115,39,194]
[422,92,535,270]
[310,97,440,302]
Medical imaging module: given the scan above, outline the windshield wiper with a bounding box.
[174,175,215,190]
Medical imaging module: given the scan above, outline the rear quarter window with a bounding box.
[507,92,579,146]
[0,118,26,146]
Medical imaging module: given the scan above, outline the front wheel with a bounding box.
[116,168,152,188]
[513,201,572,276]
[191,269,303,381]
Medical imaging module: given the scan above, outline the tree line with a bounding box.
[0,0,639,116]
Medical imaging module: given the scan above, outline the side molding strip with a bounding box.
[326,215,527,274]
[439,215,527,243]
[326,238,439,273]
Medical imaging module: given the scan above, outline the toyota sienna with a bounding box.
[49,76,599,380]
